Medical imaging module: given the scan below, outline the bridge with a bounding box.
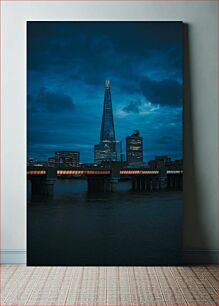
[27,165,183,196]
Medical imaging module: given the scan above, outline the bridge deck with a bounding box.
[27,169,182,176]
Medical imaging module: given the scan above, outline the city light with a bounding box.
[120,170,159,175]
[27,170,46,175]
[57,170,111,175]
[166,170,183,174]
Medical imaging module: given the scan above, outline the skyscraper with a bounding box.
[100,80,115,142]
[94,80,122,164]
[55,151,80,167]
[126,130,143,164]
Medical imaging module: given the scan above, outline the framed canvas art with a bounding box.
[27,21,183,266]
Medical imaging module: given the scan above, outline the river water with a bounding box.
[27,179,182,266]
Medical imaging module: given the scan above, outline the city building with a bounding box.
[94,140,123,164]
[55,151,80,167]
[148,155,171,169]
[48,157,56,167]
[94,80,122,164]
[126,130,143,164]
[148,156,183,170]
[27,158,48,167]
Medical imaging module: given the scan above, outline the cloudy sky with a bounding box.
[27,21,183,163]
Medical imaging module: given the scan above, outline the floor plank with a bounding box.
[1,265,218,305]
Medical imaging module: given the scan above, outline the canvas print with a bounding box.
[27,21,183,265]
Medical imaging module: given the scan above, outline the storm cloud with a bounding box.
[141,78,182,107]
[28,87,75,114]
[37,87,75,113]
[27,21,183,162]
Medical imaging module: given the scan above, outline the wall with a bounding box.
[1,0,218,263]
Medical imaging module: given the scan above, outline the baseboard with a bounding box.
[1,249,218,264]
[0,250,26,264]
[183,249,218,265]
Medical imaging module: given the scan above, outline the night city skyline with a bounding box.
[27,21,183,163]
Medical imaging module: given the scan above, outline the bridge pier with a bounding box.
[131,175,160,192]
[168,175,174,189]
[167,174,183,190]
[87,162,121,192]
[109,178,119,192]
[29,168,57,197]
[131,173,171,192]
[87,175,119,192]
[158,168,167,190]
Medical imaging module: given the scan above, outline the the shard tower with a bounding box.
[100,80,116,142]
[94,80,122,164]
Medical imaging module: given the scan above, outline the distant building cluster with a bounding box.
[28,151,80,168]
[148,156,183,170]
[54,151,80,167]
[28,80,182,170]
[94,80,144,166]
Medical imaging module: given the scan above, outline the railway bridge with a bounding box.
[27,164,183,196]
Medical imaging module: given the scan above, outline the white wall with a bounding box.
[1,0,218,263]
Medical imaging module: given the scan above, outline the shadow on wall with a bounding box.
[183,24,212,264]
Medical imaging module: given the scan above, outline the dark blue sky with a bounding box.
[27,21,183,163]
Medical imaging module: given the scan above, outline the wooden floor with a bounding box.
[1,265,218,305]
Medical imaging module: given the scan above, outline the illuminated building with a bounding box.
[126,130,143,164]
[94,80,122,164]
[55,151,80,167]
